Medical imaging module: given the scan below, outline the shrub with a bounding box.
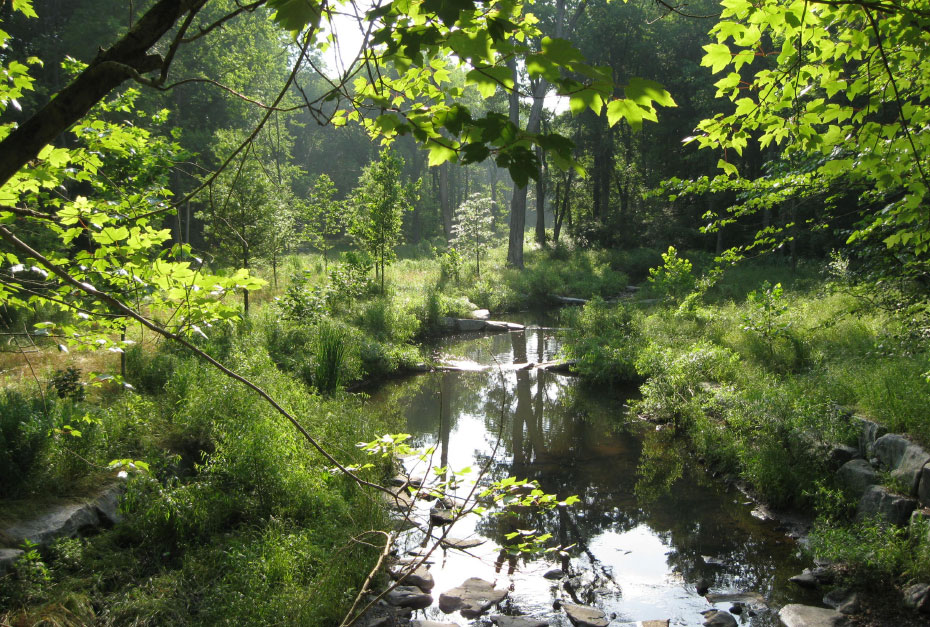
[647,246,696,304]
[0,391,55,498]
[562,298,644,383]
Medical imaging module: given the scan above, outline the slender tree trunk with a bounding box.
[242,249,250,314]
[535,144,546,246]
[440,163,452,241]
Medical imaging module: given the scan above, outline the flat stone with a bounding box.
[385,585,433,610]
[543,567,566,580]
[438,577,508,618]
[471,309,491,320]
[429,507,455,526]
[5,499,101,545]
[612,622,670,627]
[854,417,887,457]
[777,604,846,626]
[383,487,415,512]
[705,592,767,608]
[903,583,930,613]
[702,609,737,626]
[553,295,588,305]
[0,548,24,573]
[390,564,435,591]
[485,320,525,332]
[562,603,608,627]
[856,484,918,526]
[836,459,879,498]
[873,434,930,495]
[491,616,549,627]
[440,536,485,550]
[411,622,457,627]
[789,571,820,589]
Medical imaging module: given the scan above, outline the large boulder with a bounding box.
[836,459,879,498]
[562,603,608,627]
[918,466,930,507]
[873,434,930,495]
[5,499,101,545]
[778,604,846,626]
[856,485,918,526]
[438,578,508,618]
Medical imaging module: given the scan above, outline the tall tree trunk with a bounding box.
[535,144,546,246]
[440,163,452,241]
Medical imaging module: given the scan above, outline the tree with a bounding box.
[689,0,930,265]
[452,193,495,277]
[303,173,344,270]
[349,149,415,294]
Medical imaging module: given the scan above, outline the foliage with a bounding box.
[303,173,345,270]
[349,149,416,294]
[647,246,696,304]
[562,298,643,383]
[313,318,352,394]
[451,193,495,277]
[49,367,85,402]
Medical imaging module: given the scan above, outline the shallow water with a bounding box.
[366,319,818,626]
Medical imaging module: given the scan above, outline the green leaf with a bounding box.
[607,99,644,130]
[465,66,512,98]
[427,142,457,167]
[701,43,732,74]
[267,0,321,35]
[624,77,675,108]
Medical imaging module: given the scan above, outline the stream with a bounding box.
[366,315,819,626]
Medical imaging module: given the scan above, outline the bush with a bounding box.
[647,246,696,304]
[562,298,644,383]
[0,391,55,498]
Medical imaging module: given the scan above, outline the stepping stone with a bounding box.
[411,622,458,627]
[543,567,566,580]
[389,564,435,591]
[705,591,766,608]
[438,577,508,618]
[385,585,433,610]
[562,603,608,627]
[440,536,485,550]
[430,507,455,526]
[491,616,548,627]
[701,610,737,626]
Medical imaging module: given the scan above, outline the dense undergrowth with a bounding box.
[560,250,930,587]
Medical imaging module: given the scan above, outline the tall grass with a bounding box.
[314,319,350,393]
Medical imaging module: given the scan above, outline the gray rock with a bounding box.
[873,434,930,494]
[0,548,24,573]
[485,321,525,332]
[836,459,879,498]
[471,309,491,320]
[918,465,930,507]
[695,577,711,595]
[823,589,859,615]
[705,592,767,608]
[411,622,457,627]
[438,577,508,618]
[543,567,566,580]
[390,564,435,591]
[829,445,859,467]
[778,604,846,626]
[854,417,887,457]
[385,585,433,610]
[612,622,669,627]
[91,483,125,524]
[5,499,101,545]
[383,487,414,512]
[856,485,918,526]
[562,603,608,627]
[456,318,487,332]
[789,571,820,589]
[440,536,485,550]
[429,507,455,526]
[553,295,588,305]
[903,583,930,613]
[702,610,737,626]
[491,616,549,627]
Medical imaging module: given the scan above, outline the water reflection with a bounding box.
[367,326,815,625]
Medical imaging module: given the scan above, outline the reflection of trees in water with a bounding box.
[370,330,808,605]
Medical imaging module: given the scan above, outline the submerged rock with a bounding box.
[701,609,737,626]
[438,577,508,618]
[491,615,548,627]
[777,604,846,626]
[562,603,608,627]
[705,591,766,609]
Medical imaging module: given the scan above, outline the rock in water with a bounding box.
[491,616,549,627]
[695,578,711,595]
[543,567,566,580]
[385,585,433,610]
[778,604,846,626]
[440,536,485,550]
[438,578,508,618]
[562,603,608,627]
[429,506,455,526]
[389,564,435,591]
[701,610,737,626]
